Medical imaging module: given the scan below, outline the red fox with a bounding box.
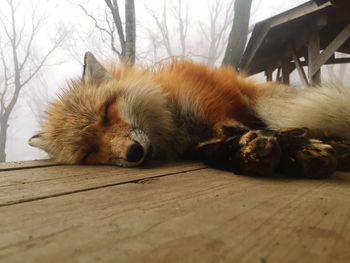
[29,52,350,178]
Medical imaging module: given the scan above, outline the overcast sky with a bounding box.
[1,0,310,162]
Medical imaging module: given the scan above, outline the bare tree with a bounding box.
[77,0,136,64]
[170,0,189,57]
[146,0,237,66]
[142,28,163,64]
[199,0,235,66]
[0,0,66,162]
[222,0,253,68]
[147,0,189,58]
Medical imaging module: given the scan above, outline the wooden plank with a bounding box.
[308,30,322,85]
[0,160,59,172]
[240,23,270,72]
[0,162,205,206]
[310,22,350,76]
[0,169,349,262]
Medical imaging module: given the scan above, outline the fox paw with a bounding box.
[234,130,281,176]
[196,127,340,178]
[277,129,337,178]
[196,130,281,176]
[321,137,350,171]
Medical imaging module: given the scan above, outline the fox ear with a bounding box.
[28,133,48,151]
[82,51,112,85]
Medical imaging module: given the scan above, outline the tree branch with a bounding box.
[146,1,173,56]
[20,33,66,88]
[169,0,189,57]
[0,0,65,161]
[0,16,12,41]
[105,7,121,56]
[19,4,46,72]
[77,3,122,58]
[0,51,9,114]
[105,0,125,55]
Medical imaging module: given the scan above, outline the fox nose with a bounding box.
[126,142,144,163]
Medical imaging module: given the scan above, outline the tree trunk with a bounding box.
[125,0,136,65]
[222,0,253,68]
[0,118,9,162]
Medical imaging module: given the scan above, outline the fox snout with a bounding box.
[126,142,144,163]
[120,129,152,167]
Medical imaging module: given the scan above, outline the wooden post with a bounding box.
[276,67,281,82]
[308,31,321,85]
[310,22,350,76]
[281,61,290,84]
[265,70,272,81]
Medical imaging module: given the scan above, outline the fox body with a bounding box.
[29,52,350,169]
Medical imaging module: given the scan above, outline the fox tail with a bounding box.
[254,83,350,140]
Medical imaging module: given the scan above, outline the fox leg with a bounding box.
[196,124,339,178]
[320,136,350,171]
[197,121,281,176]
[276,128,337,178]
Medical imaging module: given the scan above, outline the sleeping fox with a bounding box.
[29,52,350,178]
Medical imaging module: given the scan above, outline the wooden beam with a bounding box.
[314,0,330,5]
[270,1,331,28]
[326,56,350,64]
[308,31,321,85]
[310,22,350,76]
[292,50,309,86]
[241,24,270,72]
[288,56,350,67]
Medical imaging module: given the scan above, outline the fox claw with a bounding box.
[234,130,281,176]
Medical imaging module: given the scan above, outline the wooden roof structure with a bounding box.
[240,0,350,85]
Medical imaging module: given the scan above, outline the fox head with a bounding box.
[28,52,174,167]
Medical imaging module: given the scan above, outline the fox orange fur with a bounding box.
[29,52,350,169]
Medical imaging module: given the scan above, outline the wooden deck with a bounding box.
[1,160,350,263]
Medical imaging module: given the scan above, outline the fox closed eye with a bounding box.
[102,102,111,125]
[101,95,117,126]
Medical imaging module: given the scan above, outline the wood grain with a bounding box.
[0,160,59,172]
[0,162,349,263]
[0,161,205,206]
